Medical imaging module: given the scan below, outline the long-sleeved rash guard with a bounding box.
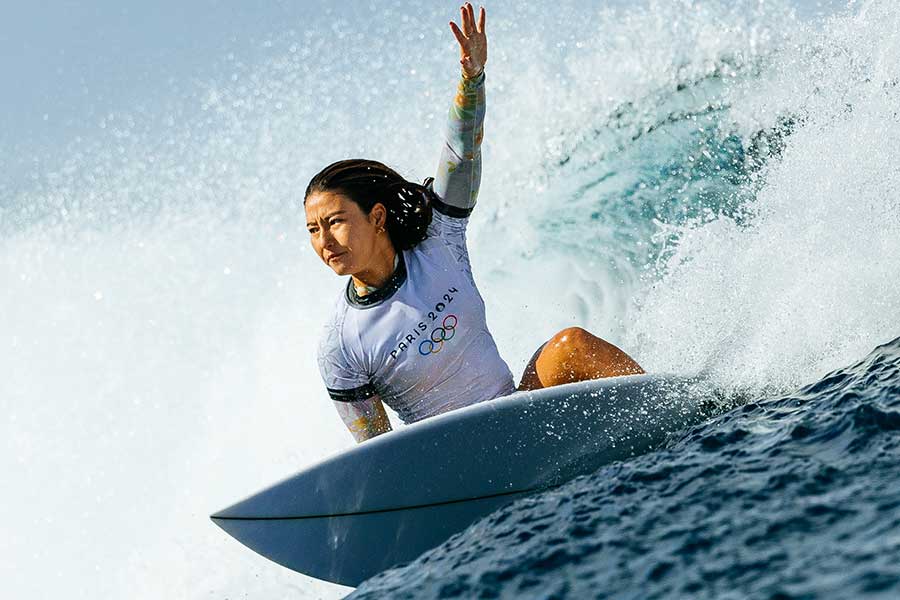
[316,72,516,424]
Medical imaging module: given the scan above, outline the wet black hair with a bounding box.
[304,159,434,251]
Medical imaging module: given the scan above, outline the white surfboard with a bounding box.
[211,374,715,586]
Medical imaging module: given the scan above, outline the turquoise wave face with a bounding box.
[534,68,761,273]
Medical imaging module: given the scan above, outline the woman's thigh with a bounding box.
[517,342,547,391]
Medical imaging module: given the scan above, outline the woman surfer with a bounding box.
[305,3,643,442]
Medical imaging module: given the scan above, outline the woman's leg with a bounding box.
[517,327,644,391]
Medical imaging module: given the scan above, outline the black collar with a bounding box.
[345,251,408,309]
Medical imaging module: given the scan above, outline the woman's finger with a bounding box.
[449,20,468,48]
[467,3,476,30]
[477,6,486,34]
[461,4,472,36]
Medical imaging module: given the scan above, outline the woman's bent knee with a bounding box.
[536,326,644,386]
[546,327,593,353]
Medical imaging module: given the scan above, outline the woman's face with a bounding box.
[305,190,387,276]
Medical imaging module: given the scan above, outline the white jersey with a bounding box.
[317,209,516,424]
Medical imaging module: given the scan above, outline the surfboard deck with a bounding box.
[211,374,717,586]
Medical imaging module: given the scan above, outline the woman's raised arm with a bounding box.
[431,3,488,218]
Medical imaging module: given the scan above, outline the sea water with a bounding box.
[3,1,899,598]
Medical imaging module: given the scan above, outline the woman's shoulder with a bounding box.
[403,236,454,276]
[316,293,372,380]
[317,287,352,349]
[416,213,471,269]
[414,224,465,257]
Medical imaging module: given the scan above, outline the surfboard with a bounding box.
[211,374,716,586]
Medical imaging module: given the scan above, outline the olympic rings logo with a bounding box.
[419,314,458,355]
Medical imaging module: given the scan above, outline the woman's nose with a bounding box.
[318,227,339,250]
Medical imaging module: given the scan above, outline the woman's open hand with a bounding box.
[449,3,487,79]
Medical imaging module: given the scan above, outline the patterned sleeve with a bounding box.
[429,70,486,221]
[331,393,391,442]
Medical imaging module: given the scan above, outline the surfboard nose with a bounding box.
[210,497,250,521]
[210,509,233,521]
[209,512,236,538]
[210,498,254,536]
[210,499,296,576]
[210,474,309,520]
[210,490,260,520]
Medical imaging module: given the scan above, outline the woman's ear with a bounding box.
[371,203,388,230]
